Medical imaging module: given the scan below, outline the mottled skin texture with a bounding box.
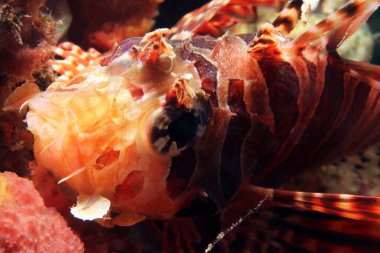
[0,172,83,252]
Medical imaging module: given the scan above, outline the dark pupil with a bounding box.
[168,112,199,149]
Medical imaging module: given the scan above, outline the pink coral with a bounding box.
[0,172,84,252]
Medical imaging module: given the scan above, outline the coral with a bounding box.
[66,0,163,50]
[0,0,56,81]
[0,171,84,252]
[0,0,58,176]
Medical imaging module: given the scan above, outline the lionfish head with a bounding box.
[26,29,211,226]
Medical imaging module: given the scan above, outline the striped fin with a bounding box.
[195,5,257,37]
[336,58,380,91]
[49,42,101,85]
[268,188,380,223]
[320,55,380,100]
[223,184,380,225]
[340,59,380,82]
[169,0,287,40]
[250,0,317,49]
[220,184,380,252]
[247,0,380,185]
[221,207,380,252]
[272,0,317,36]
[169,0,230,40]
[293,0,380,49]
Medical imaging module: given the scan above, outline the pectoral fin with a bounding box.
[70,194,111,221]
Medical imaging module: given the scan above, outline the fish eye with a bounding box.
[150,94,211,154]
[168,111,198,149]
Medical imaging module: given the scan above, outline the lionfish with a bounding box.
[15,0,380,252]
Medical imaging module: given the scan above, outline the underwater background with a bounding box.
[0,0,380,252]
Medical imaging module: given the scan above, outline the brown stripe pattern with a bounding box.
[272,0,304,35]
[255,53,380,187]
[169,30,380,207]
[220,79,250,199]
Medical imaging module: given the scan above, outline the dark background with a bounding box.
[154,0,380,65]
[154,0,208,29]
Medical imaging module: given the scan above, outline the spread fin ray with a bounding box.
[219,183,380,252]
[169,0,287,40]
[293,0,380,49]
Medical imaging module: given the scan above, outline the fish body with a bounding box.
[23,0,380,251]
